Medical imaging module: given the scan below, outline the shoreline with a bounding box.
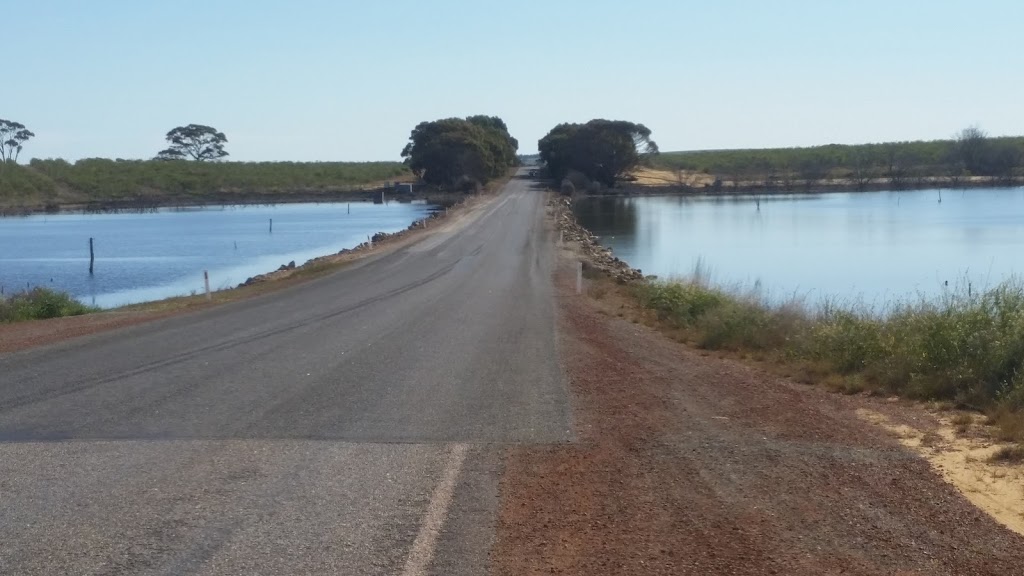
[0,188,466,217]
[0,173,515,352]
[587,175,1024,197]
[547,192,1024,544]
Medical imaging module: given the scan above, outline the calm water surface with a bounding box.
[575,188,1024,307]
[0,202,434,308]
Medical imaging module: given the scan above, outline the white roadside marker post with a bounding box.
[204,270,212,300]
[576,261,583,295]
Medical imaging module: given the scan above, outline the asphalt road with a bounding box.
[0,173,572,575]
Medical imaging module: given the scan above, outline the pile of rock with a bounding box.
[552,197,646,284]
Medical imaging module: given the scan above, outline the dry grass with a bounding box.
[989,445,1024,464]
[987,407,1024,443]
[627,167,716,188]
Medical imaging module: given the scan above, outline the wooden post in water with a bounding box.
[347,203,350,214]
[89,237,95,275]
[269,218,273,233]
[204,270,212,300]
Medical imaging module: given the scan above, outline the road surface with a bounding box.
[0,173,571,575]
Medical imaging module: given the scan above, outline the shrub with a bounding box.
[0,288,98,323]
[633,277,1024,412]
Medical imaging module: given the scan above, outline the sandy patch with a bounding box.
[858,408,1024,536]
[628,167,716,187]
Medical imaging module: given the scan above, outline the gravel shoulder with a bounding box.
[491,252,1024,575]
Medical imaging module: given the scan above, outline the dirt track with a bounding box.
[491,263,1024,575]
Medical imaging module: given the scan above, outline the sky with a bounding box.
[7,0,1024,162]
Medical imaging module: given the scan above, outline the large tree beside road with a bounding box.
[539,119,659,187]
[156,124,229,161]
[401,116,518,189]
[0,119,35,163]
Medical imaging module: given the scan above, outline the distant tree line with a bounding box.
[651,127,1024,191]
[0,119,419,211]
[0,158,411,212]
[401,115,518,191]
[29,158,408,195]
[538,119,659,190]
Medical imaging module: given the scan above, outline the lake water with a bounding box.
[0,202,435,308]
[574,188,1024,308]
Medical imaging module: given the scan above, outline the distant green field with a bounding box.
[650,137,1024,186]
[0,159,412,211]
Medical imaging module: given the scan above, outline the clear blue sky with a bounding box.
[8,0,1023,162]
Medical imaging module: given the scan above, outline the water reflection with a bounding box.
[0,201,435,308]
[574,187,1024,307]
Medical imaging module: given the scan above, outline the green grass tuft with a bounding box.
[634,277,1024,417]
[0,287,99,323]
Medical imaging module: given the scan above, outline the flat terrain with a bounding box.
[492,262,1024,575]
[0,173,570,575]
[4,172,1024,575]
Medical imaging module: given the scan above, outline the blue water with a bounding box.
[574,187,1024,308]
[0,202,434,308]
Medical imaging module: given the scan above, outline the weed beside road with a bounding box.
[0,287,98,323]
[633,278,1024,441]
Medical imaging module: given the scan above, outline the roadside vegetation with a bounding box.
[401,115,519,191]
[0,287,97,322]
[650,127,1024,191]
[630,276,1024,441]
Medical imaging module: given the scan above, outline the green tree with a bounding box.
[401,116,517,188]
[0,119,35,163]
[157,124,229,161]
[537,123,580,183]
[466,115,519,166]
[538,119,658,187]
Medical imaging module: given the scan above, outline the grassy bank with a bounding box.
[631,277,1024,442]
[0,159,413,213]
[0,287,98,322]
[649,137,1024,191]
